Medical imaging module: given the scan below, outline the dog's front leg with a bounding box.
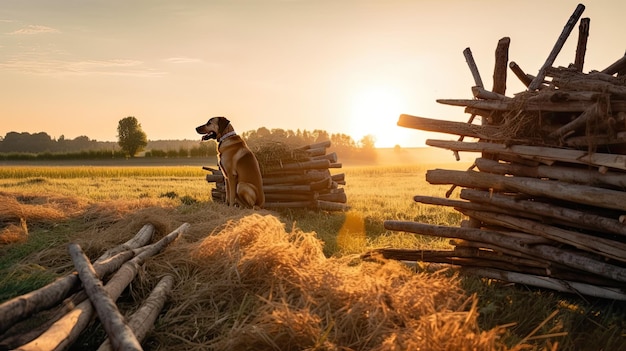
[226,175,238,206]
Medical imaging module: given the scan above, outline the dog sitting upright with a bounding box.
[196,117,265,208]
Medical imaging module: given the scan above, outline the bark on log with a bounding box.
[459,209,626,263]
[492,37,510,96]
[0,225,154,334]
[426,139,626,171]
[528,3,585,90]
[509,62,534,87]
[462,267,626,300]
[474,157,626,189]
[295,140,331,150]
[436,98,626,112]
[96,275,174,351]
[68,243,143,351]
[463,47,484,88]
[461,188,626,237]
[16,223,189,351]
[425,168,626,211]
[263,159,331,173]
[472,87,510,101]
[384,220,626,283]
[574,17,590,72]
[549,101,603,138]
[397,114,501,139]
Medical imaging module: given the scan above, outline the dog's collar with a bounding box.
[218,131,237,144]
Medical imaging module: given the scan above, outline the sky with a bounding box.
[1,0,624,148]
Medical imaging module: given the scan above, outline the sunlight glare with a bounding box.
[349,86,413,148]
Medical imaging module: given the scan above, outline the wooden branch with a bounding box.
[460,188,626,237]
[459,209,626,263]
[509,62,534,87]
[263,159,331,173]
[0,224,154,334]
[425,168,626,211]
[492,37,510,95]
[528,3,585,90]
[463,47,484,88]
[426,139,626,171]
[574,17,590,72]
[294,140,331,150]
[474,157,626,189]
[462,267,626,301]
[550,102,601,138]
[96,275,175,351]
[383,220,626,283]
[397,114,501,139]
[436,98,626,112]
[16,223,189,351]
[471,87,510,101]
[68,243,143,351]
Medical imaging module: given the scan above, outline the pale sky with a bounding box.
[1,0,624,148]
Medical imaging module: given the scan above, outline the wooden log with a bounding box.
[551,78,626,98]
[264,192,316,202]
[16,223,189,351]
[459,209,626,263]
[263,159,331,173]
[205,174,224,183]
[383,220,626,283]
[574,17,590,72]
[492,37,510,96]
[426,168,626,211]
[601,54,626,75]
[96,275,174,351]
[263,201,314,209]
[317,192,347,203]
[0,224,154,334]
[397,114,501,139]
[462,267,626,300]
[426,139,626,171]
[463,47,484,88]
[311,152,338,163]
[549,101,604,138]
[461,188,626,238]
[436,98,626,113]
[471,87,511,101]
[68,243,143,351]
[528,3,585,90]
[474,157,626,189]
[565,131,626,147]
[262,170,330,185]
[509,61,534,87]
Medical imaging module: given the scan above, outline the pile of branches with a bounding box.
[0,223,189,350]
[204,140,347,211]
[373,3,626,300]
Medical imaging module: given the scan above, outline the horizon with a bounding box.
[1,1,624,148]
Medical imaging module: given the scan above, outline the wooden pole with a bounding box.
[528,3,585,90]
[492,37,510,96]
[463,47,484,88]
[574,17,590,72]
[68,243,143,351]
[509,62,534,87]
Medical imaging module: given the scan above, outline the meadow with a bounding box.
[1,161,625,350]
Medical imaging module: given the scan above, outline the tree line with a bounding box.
[0,117,376,161]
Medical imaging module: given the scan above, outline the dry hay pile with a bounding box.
[142,214,519,351]
[247,139,311,174]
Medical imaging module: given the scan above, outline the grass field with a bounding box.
[1,161,625,350]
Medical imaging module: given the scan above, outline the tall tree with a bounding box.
[117,116,147,157]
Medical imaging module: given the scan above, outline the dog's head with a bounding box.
[196,117,231,141]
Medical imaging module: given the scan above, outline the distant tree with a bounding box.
[117,116,147,157]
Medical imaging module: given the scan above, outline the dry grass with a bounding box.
[142,213,520,351]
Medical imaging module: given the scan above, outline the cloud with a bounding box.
[9,24,60,35]
[164,57,203,64]
[0,57,165,77]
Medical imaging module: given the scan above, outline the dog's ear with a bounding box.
[217,117,230,132]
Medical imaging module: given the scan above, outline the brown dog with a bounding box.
[196,117,265,208]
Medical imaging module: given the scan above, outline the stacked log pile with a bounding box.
[373,3,626,300]
[0,223,189,350]
[204,140,348,211]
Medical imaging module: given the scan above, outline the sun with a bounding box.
[348,85,413,148]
